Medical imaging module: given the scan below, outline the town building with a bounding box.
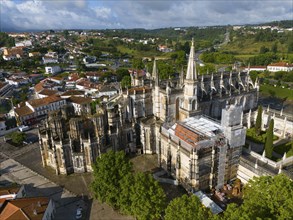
[0,197,55,220]
[267,62,293,72]
[0,82,13,98]
[0,185,26,201]
[45,66,62,74]
[14,95,66,125]
[244,66,266,72]
[2,47,24,60]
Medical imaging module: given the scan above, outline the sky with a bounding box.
[0,0,292,31]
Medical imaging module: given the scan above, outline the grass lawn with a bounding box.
[246,127,278,144]
[274,141,293,158]
[260,84,293,101]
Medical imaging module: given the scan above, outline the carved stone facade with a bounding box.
[39,106,106,175]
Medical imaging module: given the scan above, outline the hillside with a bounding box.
[219,27,293,63]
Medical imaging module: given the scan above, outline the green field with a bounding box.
[260,84,293,100]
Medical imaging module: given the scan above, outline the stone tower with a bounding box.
[180,38,199,120]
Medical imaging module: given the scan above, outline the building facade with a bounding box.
[158,105,246,190]
[38,106,106,175]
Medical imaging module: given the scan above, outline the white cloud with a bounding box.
[0,0,292,31]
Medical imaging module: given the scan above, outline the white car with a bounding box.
[76,207,82,219]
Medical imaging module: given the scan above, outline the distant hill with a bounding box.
[260,20,293,28]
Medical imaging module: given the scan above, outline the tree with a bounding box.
[91,150,132,207]
[264,119,274,159]
[132,58,144,69]
[259,46,269,54]
[128,172,166,220]
[271,42,278,54]
[5,118,17,129]
[7,131,26,145]
[165,194,211,220]
[121,75,131,89]
[223,174,293,220]
[255,105,262,135]
[116,68,129,81]
[62,30,69,39]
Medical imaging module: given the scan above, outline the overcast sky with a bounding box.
[0,0,292,31]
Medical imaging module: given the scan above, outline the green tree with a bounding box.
[271,42,278,54]
[265,119,274,159]
[223,174,293,220]
[165,194,211,220]
[116,68,129,81]
[255,105,263,135]
[0,32,15,47]
[8,131,26,145]
[90,100,100,114]
[91,150,132,207]
[5,118,17,129]
[157,60,173,79]
[129,172,166,220]
[249,70,258,83]
[121,75,131,89]
[132,58,144,69]
[259,46,269,54]
[62,30,69,39]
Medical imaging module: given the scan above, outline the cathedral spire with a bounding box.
[186,38,197,81]
[152,59,159,86]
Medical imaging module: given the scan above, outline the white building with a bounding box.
[45,66,61,74]
[43,57,58,64]
[15,40,32,47]
[68,96,92,115]
[267,62,293,72]
[244,66,267,72]
[14,95,66,125]
[98,86,118,98]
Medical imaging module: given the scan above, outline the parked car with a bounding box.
[76,207,82,219]
[18,125,30,132]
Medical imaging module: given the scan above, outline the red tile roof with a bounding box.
[38,89,58,96]
[14,106,34,117]
[28,95,62,108]
[61,90,84,96]
[268,62,293,67]
[68,96,92,105]
[0,186,21,197]
[0,197,50,220]
[34,81,45,93]
[174,124,206,147]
